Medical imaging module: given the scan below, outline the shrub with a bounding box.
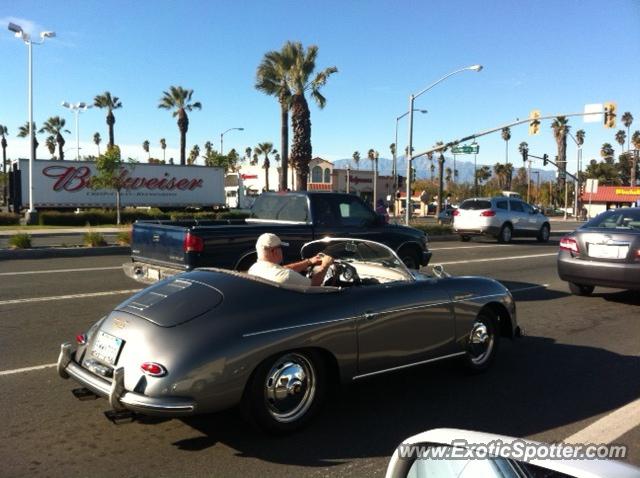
[83,232,107,247]
[0,212,21,226]
[9,233,31,249]
[116,230,131,246]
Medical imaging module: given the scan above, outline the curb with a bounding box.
[0,246,130,260]
[428,231,568,242]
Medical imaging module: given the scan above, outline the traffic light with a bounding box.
[398,175,405,188]
[521,147,528,163]
[529,109,541,135]
[410,167,416,182]
[543,154,548,166]
[604,101,617,129]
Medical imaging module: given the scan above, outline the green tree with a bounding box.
[93,132,102,157]
[575,129,585,148]
[188,144,200,165]
[367,149,376,173]
[352,151,360,170]
[551,116,570,184]
[631,131,640,186]
[93,92,122,148]
[254,142,276,191]
[17,122,39,159]
[493,163,506,189]
[39,116,70,161]
[160,138,167,162]
[584,158,620,185]
[158,86,202,165]
[615,130,626,152]
[476,165,492,184]
[621,112,633,151]
[45,136,56,158]
[518,141,528,163]
[286,42,338,190]
[142,140,150,161]
[256,43,297,190]
[227,148,241,172]
[504,163,514,190]
[92,145,135,225]
[600,143,614,163]
[501,126,511,166]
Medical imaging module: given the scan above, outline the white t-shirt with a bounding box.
[248,260,311,287]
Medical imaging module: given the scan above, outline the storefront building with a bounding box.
[581,186,640,217]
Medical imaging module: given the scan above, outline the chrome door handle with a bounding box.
[364,312,376,321]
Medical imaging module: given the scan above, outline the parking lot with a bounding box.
[1,239,639,477]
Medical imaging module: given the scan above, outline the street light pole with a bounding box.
[8,22,55,223]
[405,64,483,225]
[61,102,92,160]
[220,127,244,155]
[394,109,427,193]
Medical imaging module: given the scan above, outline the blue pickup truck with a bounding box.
[123,192,432,283]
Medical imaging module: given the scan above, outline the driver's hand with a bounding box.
[309,253,325,266]
[320,254,334,267]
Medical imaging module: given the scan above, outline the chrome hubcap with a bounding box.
[264,354,315,423]
[468,320,494,365]
[503,227,511,242]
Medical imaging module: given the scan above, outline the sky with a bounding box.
[2,0,639,176]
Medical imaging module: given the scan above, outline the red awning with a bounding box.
[581,186,640,203]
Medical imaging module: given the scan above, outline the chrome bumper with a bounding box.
[57,343,196,416]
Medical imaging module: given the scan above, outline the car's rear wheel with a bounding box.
[568,282,595,296]
[497,223,513,243]
[464,309,499,372]
[460,235,471,242]
[242,351,326,434]
[537,223,550,242]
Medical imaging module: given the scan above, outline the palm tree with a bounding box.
[575,129,585,148]
[93,132,102,156]
[501,127,511,165]
[256,42,297,190]
[518,141,528,162]
[615,130,626,153]
[367,149,376,174]
[600,143,614,163]
[621,112,633,151]
[551,116,570,184]
[158,86,202,165]
[45,136,56,158]
[493,163,506,189]
[352,151,360,170]
[39,117,70,161]
[286,42,338,190]
[93,92,122,148]
[245,147,252,164]
[160,138,167,162]
[631,131,640,186]
[254,142,275,191]
[17,122,39,159]
[504,163,514,190]
[188,144,200,165]
[142,140,150,161]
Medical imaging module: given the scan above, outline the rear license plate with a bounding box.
[588,243,629,259]
[147,268,160,281]
[92,331,124,365]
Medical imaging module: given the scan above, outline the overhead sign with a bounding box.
[585,178,599,194]
[583,103,603,123]
[451,144,480,154]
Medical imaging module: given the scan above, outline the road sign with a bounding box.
[451,144,479,154]
[586,178,599,194]
[583,104,603,123]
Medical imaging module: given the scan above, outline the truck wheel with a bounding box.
[242,351,326,434]
[399,249,421,269]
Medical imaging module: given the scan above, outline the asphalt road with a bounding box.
[1,240,639,477]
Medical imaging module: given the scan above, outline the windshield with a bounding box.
[300,238,412,277]
[582,209,640,230]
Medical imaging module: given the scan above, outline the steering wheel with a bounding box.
[322,260,360,287]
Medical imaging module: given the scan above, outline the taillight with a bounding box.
[559,236,579,254]
[141,362,167,377]
[452,210,460,216]
[183,232,204,253]
[480,210,496,217]
[76,333,87,345]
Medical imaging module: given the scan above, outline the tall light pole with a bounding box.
[567,131,582,219]
[8,22,55,223]
[405,64,483,225]
[61,102,92,160]
[220,127,244,155]
[394,109,427,192]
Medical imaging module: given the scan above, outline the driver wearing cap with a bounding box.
[248,233,334,286]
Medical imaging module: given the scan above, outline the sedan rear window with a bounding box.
[460,199,491,210]
[585,209,640,230]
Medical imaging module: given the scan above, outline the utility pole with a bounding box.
[527,159,532,204]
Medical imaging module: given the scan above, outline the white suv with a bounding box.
[453,197,550,243]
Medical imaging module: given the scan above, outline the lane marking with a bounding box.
[0,363,57,376]
[0,266,121,277]
[564,397,640,445]
[0,289,141,306]
[431,244,515,251]
[436,252,557,265]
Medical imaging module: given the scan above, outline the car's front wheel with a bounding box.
[568,282,595,296]
[537,223,550,242]
[242,350,326,434]
[497,223,513,243]
[464,309,499,372]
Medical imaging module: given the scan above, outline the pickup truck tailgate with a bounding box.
[131,222,187,269]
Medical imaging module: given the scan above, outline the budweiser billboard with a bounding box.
[16,159,225,208]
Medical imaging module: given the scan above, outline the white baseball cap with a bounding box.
[256,233,289,250]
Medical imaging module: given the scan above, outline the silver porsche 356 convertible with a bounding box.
[58,238,520,433]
